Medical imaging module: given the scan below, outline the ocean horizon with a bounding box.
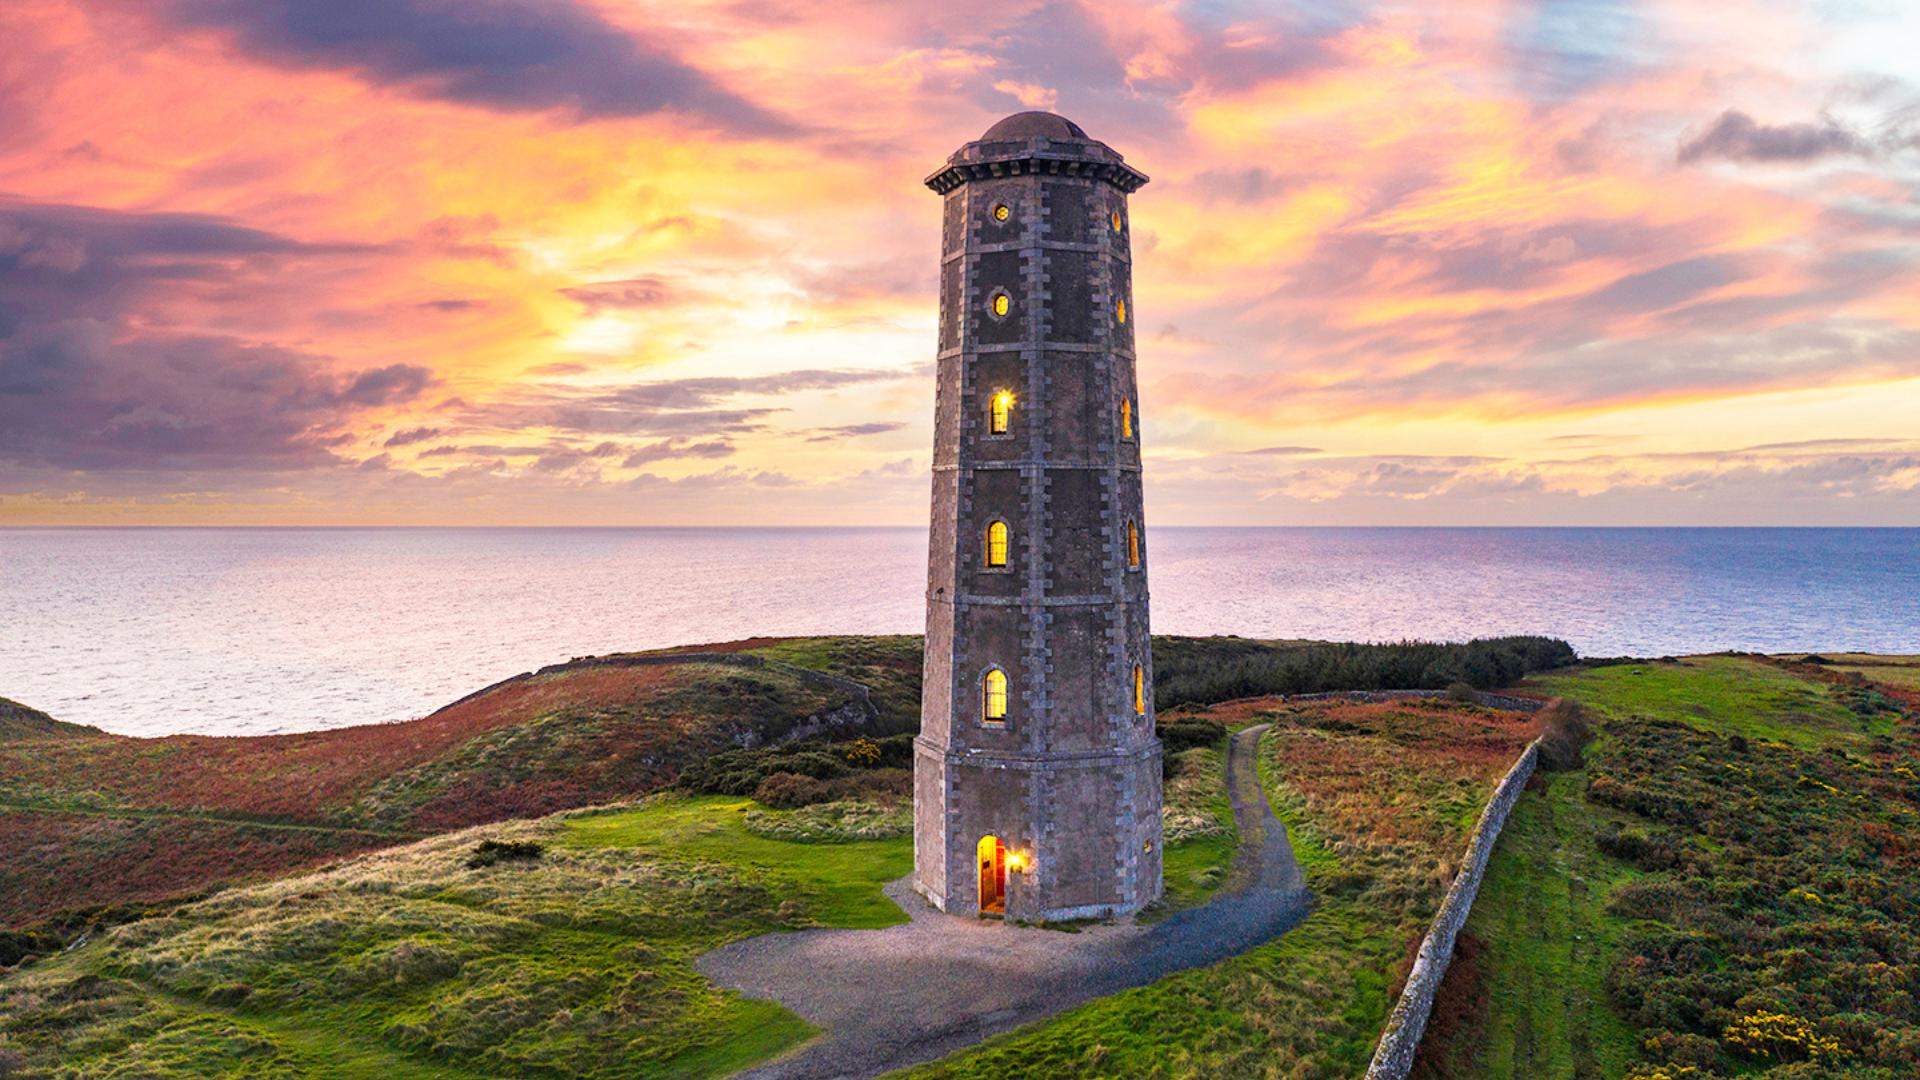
[5,525,1916,737]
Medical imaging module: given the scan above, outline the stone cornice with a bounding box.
[925,143,1150,194]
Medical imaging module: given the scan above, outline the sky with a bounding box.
[1,0,1917,526]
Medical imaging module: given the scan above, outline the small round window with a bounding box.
[992,203,1011,223]
[1116,297,1127,324]
[990,291,1011,318]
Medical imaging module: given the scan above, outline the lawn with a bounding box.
[899,697,1540,1080]
[0,796,911,1079]
[1442,658,1920,1079]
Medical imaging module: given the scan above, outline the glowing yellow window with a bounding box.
[1127,521,1140,569]
[992,203,1011,222]
[1120,398,1133,440]
[1132,664,1146,716]
[985,520,1009,567]
[1110,208,1122,233]
[991,292,1010,318]
[988,389,1013,434]
[983,668,1009,723]
[1116,297,1127,324]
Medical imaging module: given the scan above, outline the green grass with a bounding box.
[903,701,1528,1079]
[1528,655,1893,749]
[1811,653,1920,691]
[1460,656,1920,1078]
[0,795,911,1078]
[563,795,912,929]
[1153,741,1239,917]
[1447,769,1642,1079]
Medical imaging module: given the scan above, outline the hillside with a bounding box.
[1423,654,1920,1079]
[0,652,877,954]
[0,692,1545,1079]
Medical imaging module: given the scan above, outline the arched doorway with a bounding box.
[976,834,1006,914]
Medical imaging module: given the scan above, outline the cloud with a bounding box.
[1245,445,1321,456]
[560,276,673,313]
[0,198,430,470]
[153,0,794,133]
[384,426,443,447]
[806,421,906,442]
[1678,110,1872,164]
[621,438,737,467]
[0,327,433,469]
[469,367,914,437]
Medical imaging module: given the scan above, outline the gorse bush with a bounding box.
[678,733,914,797]
[1152,636,1576,708]
[1589,717,1920,1075]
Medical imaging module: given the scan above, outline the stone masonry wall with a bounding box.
[1364,736,1543,1080]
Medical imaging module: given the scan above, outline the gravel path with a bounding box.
[699,724,1313,1079]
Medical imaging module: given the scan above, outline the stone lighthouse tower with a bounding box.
[912,111,1162,921]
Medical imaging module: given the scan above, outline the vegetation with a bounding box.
[1151,636,1576,709]
[0,659,870,958]
[1431,656,1920,1079]
[903,696,1540,1079]
[1154,737,1238,915]
[0,796,912,1079]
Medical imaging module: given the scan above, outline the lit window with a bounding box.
[1116,297,1127,324]
[1133,664,1146,716]
[991,292,1010,318]
[1127,521,1140,569]
[985,520,1009,567]
[984,668,1008,723]
[1111,208,1122,233]
[1120,398,1133,440]
[988,389,1013,434]
[992,203,1011,222]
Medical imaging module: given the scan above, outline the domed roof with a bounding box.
[981,111,1087,140]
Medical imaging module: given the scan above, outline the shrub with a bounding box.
[465,840,543,869]
[753,772,832,809]
[1723,1011,1842,1063]
[1445,681,1477,703]
[1156,719,1225,756]
[1535,698,1593,772]
[1596,823,1681,871]
[1152,636,1577,708]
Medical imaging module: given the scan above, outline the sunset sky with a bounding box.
[2,0,1917,526]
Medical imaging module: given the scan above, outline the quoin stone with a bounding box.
[913,111,1163,921]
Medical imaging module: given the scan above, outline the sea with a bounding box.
[3,527,1916,737]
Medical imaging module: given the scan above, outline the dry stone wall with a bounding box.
[1364,736,1543,1079]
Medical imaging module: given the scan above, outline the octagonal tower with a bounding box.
[913,111,1162,921]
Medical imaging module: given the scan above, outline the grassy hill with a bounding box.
[1424,654,1920,1079]
[0,653,877,955]
[0,632,1585,1077]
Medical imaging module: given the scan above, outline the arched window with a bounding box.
[988,389,1013,435]
[983,668,1009,723]
[1120,398,1133,440]
[985,520,1009,567]
[1127,520,1141,570]
[1111,207,1123,233]
[1116,297,1127,324]
[1133,664,1146,716]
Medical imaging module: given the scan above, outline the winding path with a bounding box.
[699,724,1313,1079]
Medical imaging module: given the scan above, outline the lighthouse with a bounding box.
[912,111,1162,921]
